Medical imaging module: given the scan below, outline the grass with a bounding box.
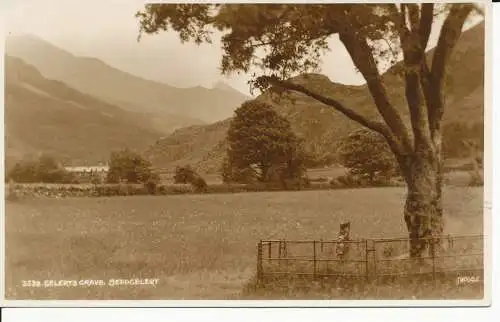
[5,186,484,300]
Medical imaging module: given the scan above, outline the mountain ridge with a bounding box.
[4,55,164,168]
[5,34,250,128]
[144,22,485,174]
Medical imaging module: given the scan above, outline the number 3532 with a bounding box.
[21,280,42,288]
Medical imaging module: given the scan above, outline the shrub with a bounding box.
[107,149,154,184]
[192,176,208,192]
[338,129,399,184]
[157,184,194,194]
[174,165,208,192]
[7,154,76,184]
[144,173,160,195]
[330,172,397,189]
[309,177,329,183]
[174,165,195,184]
[145,180,158,194]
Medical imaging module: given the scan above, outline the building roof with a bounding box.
[65,166,109,172]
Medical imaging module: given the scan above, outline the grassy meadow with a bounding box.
[5,186,484,300]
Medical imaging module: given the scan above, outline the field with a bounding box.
[5,186,484,300]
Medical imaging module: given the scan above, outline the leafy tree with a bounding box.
[173,165,208,192]
[107,149,154,184]
[173,165,196,184]
[36,154,72,183]
[221,156,257,184]
[8,159,39,183]
[224,100,306,184]
[7,154,75,183]
[338,128,399,184]
[136,3,483,257]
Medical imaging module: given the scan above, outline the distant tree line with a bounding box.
[6,149,160,187]
[7,154,76,183]
[7,117,481,192]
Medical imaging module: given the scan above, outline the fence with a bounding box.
[256,234,484,284]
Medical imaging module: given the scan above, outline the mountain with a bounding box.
[5,34,251,131]
[4,56,164,167]
[213,81,244,94]
[144,22,485,174]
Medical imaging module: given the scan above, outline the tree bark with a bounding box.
[401,149,444,258]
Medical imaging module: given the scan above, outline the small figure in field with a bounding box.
[336,221,351,260]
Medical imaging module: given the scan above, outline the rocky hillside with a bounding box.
[145,22,485,174]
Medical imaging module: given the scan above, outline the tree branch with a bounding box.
[385,3,410,38]
[396,5,435,154]
[266,77,405,156]
[431,4,474,89]
[339,31,413,154]
[419,3,434,51]
[407,3,421,33]
[417,4,435,138]
[427,4,474,134]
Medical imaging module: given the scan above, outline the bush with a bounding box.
[7,154,76,184]
[309,177,329,183]
[90,175,102,185]
[174,165,208,192]
[282,177,311,190]
[192,176,208,192]
[330,173,395,189]
[144,180,158,194]
[107,149,154,184]
[174,165,195,184]
[157,184,194,195]
[144,173,160,195]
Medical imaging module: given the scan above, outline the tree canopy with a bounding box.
[137,3,481,161]
[7,154,75,183]
[338,128,399,184]
[107,149,154,184]
[224,100,306,183]
[136,3,484,256]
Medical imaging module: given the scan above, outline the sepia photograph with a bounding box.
[2,0,491,303]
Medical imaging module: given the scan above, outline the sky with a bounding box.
[3,0,484,96]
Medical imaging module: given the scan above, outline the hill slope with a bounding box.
[145,22,484,174]
[5,34,250,130]
[4,56,164,167]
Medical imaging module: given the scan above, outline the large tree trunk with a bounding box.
[401,150,444,259]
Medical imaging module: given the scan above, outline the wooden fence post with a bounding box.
[365,239,369,282]
[278,240,282,258]
[431,238,436,283]
[365,239,376,283]
[257,240,263,284]
[313,240,317,278]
